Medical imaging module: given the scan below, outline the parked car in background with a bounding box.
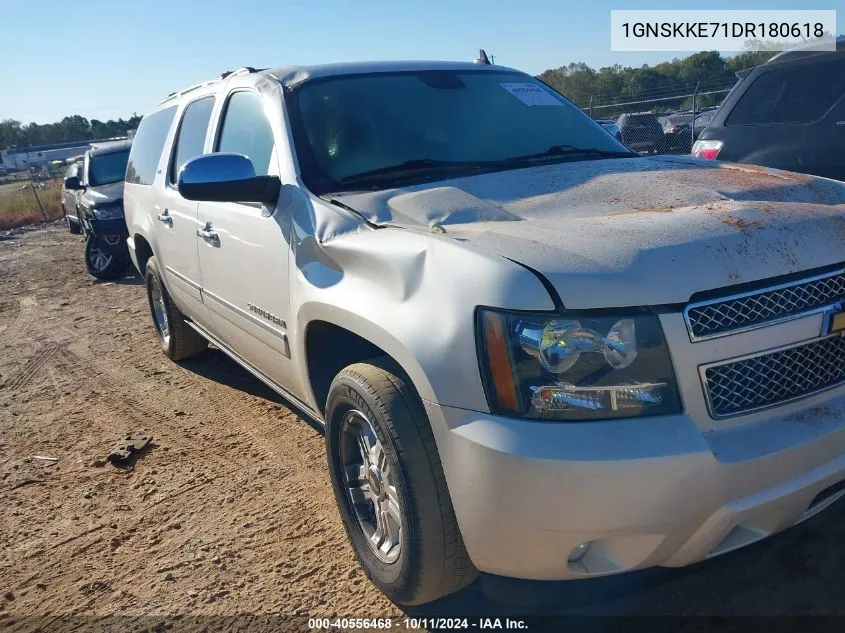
[616,112,664,154]
[597,119,623,142]
[126,60,845,607]
[660,109,719,154]
[64,140,133,279]
[694,36,845,179]
[61,160,84,234]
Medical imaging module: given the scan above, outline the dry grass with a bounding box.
[0,180,63,230]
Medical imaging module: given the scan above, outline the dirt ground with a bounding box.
[3,224,845,632]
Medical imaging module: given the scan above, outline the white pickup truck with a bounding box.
[124,60,845,605]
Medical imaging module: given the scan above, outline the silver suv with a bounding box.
[124,61,845,605]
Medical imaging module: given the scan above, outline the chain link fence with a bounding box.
[587,84,734,156]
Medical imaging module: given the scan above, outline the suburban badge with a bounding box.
[247,303,286,328]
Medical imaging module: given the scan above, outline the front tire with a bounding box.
[326,358,477,605]
[85,236,128,280]
[144,256,207,361]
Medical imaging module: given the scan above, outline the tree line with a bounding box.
[0,115,142,152]
[537,50,779,110]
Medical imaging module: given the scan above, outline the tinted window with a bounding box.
[216,91,275,176]
[727,60,845,125]
[170,97,215,183]
[126,106,177,185]
[88,150,130,186]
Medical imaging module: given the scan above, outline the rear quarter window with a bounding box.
[726,59,845,126]
[126,106,178,185]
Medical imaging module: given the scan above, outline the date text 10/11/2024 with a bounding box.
[307,617,529,630]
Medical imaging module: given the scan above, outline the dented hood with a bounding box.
[334,156,845,308]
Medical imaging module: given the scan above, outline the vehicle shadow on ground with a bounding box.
[177,348,324,434]
[94,272,144,286]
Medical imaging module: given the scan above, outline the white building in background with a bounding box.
[0,137,129,171]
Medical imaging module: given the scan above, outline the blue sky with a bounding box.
[1,0,839,123]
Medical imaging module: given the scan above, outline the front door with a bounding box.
[195,89,297,392]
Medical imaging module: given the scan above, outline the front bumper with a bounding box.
[429,394,845,580]
[86,217,130,258]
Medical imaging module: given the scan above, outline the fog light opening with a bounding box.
[567,541,592,564]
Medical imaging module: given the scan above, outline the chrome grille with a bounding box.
[686,269,845,340]
[704,335,845,418]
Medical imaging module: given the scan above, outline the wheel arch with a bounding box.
[132,232,154,276]
[299,304,436,418]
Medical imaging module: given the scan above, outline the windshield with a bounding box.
[286,69,631,194]
[88,150,130,187]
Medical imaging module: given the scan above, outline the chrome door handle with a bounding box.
[157,209,173,226]
[196,222,219,244]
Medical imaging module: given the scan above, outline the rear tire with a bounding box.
[325,358,477,605]
[85,236,128,280]
[145,256,207,361]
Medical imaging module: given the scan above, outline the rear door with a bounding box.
[709,55,845,179]
[195,89,296,390]
[155,96,216,324]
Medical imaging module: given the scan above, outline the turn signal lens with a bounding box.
[481,311,520,413]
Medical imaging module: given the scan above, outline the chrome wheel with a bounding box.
[88,243,112,272]
[340,409,403,564]
[149,274,170,347]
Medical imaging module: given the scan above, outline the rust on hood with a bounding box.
[331,155,845,307]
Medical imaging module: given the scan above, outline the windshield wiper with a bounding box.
[336,147,638,189]
[503,145,637,163]
[339,159,500,185]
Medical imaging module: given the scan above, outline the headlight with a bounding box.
[478,309,681,421]
[92,204,124,220]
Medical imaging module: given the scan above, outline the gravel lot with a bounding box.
[3,224,845,632]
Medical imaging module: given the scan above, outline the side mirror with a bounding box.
[64,176,82,190]
[178,153,281,204]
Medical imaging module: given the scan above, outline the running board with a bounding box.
[185,320,325,427]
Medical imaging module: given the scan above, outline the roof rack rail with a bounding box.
[158,67,262,105]
[217,66,258,80]
[157,77,218,105]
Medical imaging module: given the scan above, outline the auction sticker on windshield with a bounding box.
[500,83,563,106]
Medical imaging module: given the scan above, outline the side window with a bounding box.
[169,96,215,184]
[126,106,178,185]
[726,60,845,126]
[216,91,275,176]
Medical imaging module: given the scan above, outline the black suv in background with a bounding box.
[616,112,664,154]
[63,140,133,279]
[694,36,845,180]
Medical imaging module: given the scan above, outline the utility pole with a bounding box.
[30,181,47,220]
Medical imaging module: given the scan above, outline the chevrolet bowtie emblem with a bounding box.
[822,301,845,336]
